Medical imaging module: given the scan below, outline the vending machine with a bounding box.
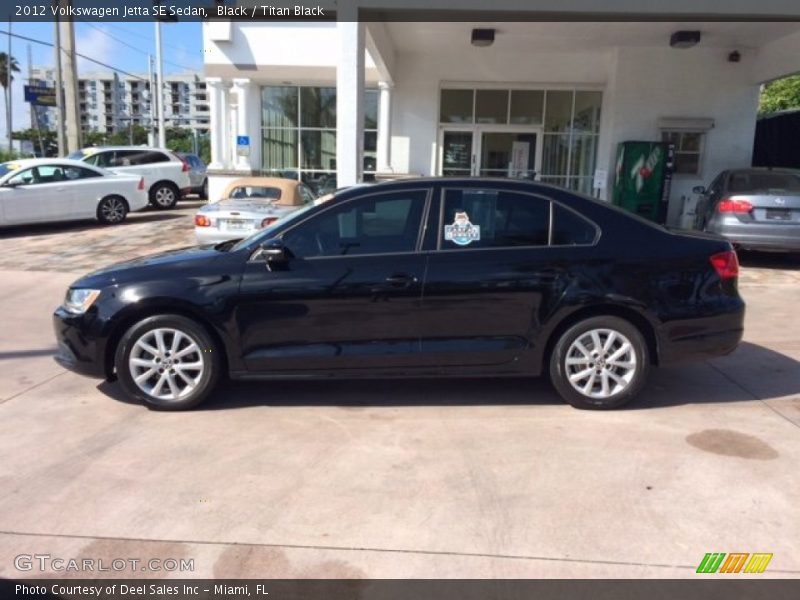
[612,141,675,224]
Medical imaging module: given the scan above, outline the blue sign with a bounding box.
[24,84,56,107]
[236,135,250,146]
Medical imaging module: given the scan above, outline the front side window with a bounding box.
[441,188,550,249]
[63,166,102,180]
[7,165,69,185]
[83,151,113,168]
[282,190,428,258]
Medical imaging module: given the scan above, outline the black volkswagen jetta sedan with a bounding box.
[53,178,745,411]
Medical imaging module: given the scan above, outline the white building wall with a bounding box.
[604,46,760,224]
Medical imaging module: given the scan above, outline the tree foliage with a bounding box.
[759,75,800,115]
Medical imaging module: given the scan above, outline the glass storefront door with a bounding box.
[440,127,542,178]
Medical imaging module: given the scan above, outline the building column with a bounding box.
[336,14,365,187]
[206,77,224,169]
[219,80,232,168]
[232,78,252,171]
[377,81,392,172]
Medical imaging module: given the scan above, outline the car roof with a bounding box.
[1,158,98,169]
[77,146,176,153]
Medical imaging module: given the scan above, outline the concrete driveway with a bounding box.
[0,217,798,579]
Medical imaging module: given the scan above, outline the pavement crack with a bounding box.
[0,371,67,405]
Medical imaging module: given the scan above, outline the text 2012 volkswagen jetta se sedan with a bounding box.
[53,178,745,411]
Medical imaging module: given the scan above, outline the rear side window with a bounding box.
[441,188,549,249]
[728,171,800,193]
[551,204,598,245]
[140,151,171,164]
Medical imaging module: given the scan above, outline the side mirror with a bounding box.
[692,186,706,194]
[260,238,290,270]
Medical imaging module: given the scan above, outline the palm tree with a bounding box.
[0,53,21,151]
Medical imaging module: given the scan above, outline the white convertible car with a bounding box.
[0,158,148,227]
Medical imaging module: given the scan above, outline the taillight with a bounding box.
[718,198,753,213]
[180,157,190,172]
[260,217,278,228]
[137,177,144,191]
[194,215,211,227]
[710,250,739,280]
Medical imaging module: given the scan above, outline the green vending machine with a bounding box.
[612,141,675,224]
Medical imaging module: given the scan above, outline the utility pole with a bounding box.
[147,54,156,146]
[7,21,12,152]
[59,0,81,152]
[155,21,165,148]
[27,44,45,156]
[53,15,65,156]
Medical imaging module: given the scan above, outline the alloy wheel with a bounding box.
[100,197,126,223]
[564,328,637,399]
[128,328,205,401]
[154,186,176,207]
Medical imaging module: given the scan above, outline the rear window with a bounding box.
[228,186,282,200]
[551,204,599,245]
[728,172,800,193]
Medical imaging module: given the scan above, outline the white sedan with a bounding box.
[0,158,148,227]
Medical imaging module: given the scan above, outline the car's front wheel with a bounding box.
[149,182,179,209]
[549,316,649,409]
[115,315,220,410]
[96,195,128,225]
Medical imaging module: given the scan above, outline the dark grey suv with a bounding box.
[694,168,800,252]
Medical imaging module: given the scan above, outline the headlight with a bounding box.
[63,288,101,315]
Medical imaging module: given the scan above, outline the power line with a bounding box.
[99,21,194,55]
[79,21,198,73]
[0,29,147,81]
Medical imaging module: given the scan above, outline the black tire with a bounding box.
[114,314,220,411]
[96,195,129,225]
[149,181,180,210]
[549,316,650,410]
[201,178,208,200]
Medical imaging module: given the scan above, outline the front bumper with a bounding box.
[53,307,107,378]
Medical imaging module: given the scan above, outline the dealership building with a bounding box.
[202,0,800,225]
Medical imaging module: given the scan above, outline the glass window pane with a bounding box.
[261,86,298,128]
[262,128,298,171]
[681,132,702,152]
[440,89,473,124]
[300,130,336,170]
[364,131,377,172]
[573,91,602,134]
[364,90,379,130]
[544,90,574,133]
[300,87,336,128]
[442,131,473,176]
[442,189,549,249]
[300,172,337,196]
[541,134,570,177]
[510,90,544,125]
[674,153,700,175]
[475,90,509,124]
[570,135,599,178]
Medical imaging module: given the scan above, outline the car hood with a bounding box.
[73,245,229,287]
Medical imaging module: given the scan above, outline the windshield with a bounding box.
[230,203,318,251]
[729,171,800,194]
[0,162,22,178]
[67,150,88,160]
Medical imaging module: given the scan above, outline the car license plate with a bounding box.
[765,208,791,221]
[222,219,251,231]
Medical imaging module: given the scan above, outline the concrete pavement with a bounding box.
[0,261,798,578]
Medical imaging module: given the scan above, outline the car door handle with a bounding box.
[384,274,418,287]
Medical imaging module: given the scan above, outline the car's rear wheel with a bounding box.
[549,316,649,410]
[115,315,220,410]
[96,195,128,225]
[149,182,179,209]
[201,178,208,200]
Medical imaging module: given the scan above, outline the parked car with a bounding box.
[0,158,147,226]
[53,178,744,411]
[194,177,316,244]
[67,146,192,210]
[177,152,208,199]
[694,168,800,252]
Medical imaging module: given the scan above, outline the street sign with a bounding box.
[24,84,56,107]
[236,135,250,157]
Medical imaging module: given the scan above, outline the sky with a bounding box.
[0,20,204,141]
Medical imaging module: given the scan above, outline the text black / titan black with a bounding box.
[53,178,744,410]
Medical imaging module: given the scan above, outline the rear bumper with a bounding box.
[658,308,745,365]
[708,221,800,252]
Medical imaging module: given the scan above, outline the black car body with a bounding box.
[53,178,745,410]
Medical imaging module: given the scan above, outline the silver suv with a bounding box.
[68,146,192,209]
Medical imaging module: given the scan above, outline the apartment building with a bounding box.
[29,67,210,136]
